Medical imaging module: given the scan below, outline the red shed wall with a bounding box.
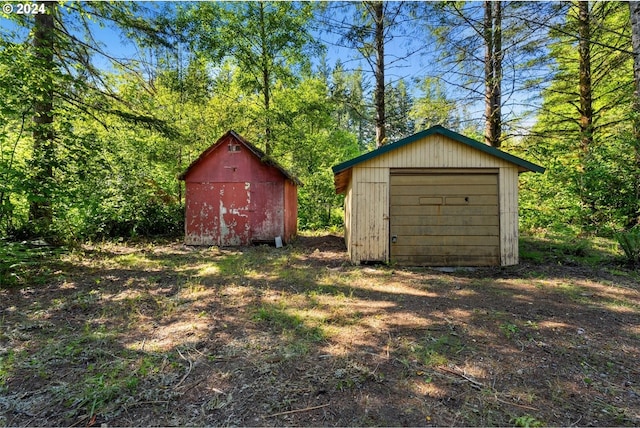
[183,135,295,246]
[250,181,284,242]
[283,180,298,243]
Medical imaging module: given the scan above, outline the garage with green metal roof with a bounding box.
[332,125,545,266]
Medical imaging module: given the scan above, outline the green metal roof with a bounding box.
[332,125,546,175]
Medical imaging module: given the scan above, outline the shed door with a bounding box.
[389,172,499,266]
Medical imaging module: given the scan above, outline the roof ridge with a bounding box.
[332,125,545,175]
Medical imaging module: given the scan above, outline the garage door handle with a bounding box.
[391,235,397,243]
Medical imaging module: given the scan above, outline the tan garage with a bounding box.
[332,125,545,266]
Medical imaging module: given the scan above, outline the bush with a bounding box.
[614,226,640,265]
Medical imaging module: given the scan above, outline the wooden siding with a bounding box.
[499,167,519,265]
[344,180,353,258]
[348,168,388,263]
[343,133,521,265]
[389,173,499,266]
[283,179,298,243]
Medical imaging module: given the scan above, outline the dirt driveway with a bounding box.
[1,235,639,426]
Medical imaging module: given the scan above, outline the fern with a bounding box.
[615,226,640,265]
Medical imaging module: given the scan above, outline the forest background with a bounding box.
[1,1,639,246]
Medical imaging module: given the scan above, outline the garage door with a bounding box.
[390,172,499,266]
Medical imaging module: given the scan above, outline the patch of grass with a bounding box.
[217,253,249,277]
[0,349,17,392]
[555,282,590,303]
[405,333,466,368]
[520,233,621,266]
[12,321,173,423]
[519,243,546,263]
[113,253,161,269]
[253,303,326,343]
[600,297,640,311]
[614,226,640,265]
[0,241,65,288]
[484,310,511,322]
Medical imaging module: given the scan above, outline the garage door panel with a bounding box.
[392,246,499,257]
[390,175,497,186]
[394,235,499,247]
[393,254,499,266]
[393,225,499,236]
[393,215,498,227]
[390,205,498,216]
[390,195,498,207]
[390,184,497,197]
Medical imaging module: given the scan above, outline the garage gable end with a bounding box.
[332,125,544,194]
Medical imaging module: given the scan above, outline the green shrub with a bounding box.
[615,226,640,265]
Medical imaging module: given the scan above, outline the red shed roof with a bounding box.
[178,130,302,186]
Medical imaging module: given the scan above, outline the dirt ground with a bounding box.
[1,235,639,426]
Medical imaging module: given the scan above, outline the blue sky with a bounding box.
[0,1,504,131]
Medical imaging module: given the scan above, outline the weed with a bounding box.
[555,282,588,302]
[524,320,539,330]
[334,360,382,391]
[519,233,621,266]
[520,248,545,263]
[71,289,102,310]
[0,241,64,288]
[511,414,544,427]
[601,297,640,311]
[500,322,519,339]
[600,404,630,425]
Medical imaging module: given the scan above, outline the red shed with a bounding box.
[178,130,300,246]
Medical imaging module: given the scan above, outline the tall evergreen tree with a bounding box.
[527,1,636,231]
[29,2,55,231]
[319,1,419,148]
[483,0,502,147]
[178,1,319,155]
[1,2,173,238]
[428,1,557,144]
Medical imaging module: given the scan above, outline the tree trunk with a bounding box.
[628,1,640,226]
[576,1,597,222]
[372,1,386,148]
[631,2,640,105]
[578,1,593,159]
[484,1,502,148]
[29,2,56,233]
[258,2,273,155]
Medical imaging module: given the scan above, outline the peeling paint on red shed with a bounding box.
[178,131,301,246]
